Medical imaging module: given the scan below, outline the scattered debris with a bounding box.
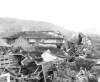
[0,31,100,82]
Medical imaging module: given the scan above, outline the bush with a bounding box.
[75,58,95,70]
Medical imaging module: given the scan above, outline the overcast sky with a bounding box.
[0,0,100,34]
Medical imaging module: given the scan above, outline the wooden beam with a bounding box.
[42,63,46,82]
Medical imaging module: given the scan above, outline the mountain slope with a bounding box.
[0,18,74,38]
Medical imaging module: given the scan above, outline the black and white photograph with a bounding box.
[0,0,100,82]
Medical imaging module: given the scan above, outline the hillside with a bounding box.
[0,18,74,38]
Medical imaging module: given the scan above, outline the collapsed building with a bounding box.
[0,31,99,82]
[0,31,68,82]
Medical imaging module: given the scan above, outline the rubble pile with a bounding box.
[0,31,100,82]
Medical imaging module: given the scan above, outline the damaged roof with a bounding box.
[3,31,64,39]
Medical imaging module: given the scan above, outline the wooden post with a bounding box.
[33,67,39,74]
[42,63,46,82]
[18,66,21,75]
[1,68,5,74]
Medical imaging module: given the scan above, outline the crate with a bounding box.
[0,55,18,68]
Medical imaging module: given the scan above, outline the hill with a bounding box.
[0,18,74,38]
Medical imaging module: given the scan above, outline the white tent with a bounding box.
[12,36,35,51]
[41,50,58,62]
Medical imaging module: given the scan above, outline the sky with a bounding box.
[0,0,100,34]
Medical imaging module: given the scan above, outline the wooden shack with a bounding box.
[0,55,18,68]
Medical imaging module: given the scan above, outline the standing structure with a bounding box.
[3,31,64,45]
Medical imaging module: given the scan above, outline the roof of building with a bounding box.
[3,31,64,39]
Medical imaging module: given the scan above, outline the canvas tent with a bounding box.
[11,36,35,51]
[0,39,11,47]
[41,49,65,63]
[41,50,58,62]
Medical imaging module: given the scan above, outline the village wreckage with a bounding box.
[0,31,100,82]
